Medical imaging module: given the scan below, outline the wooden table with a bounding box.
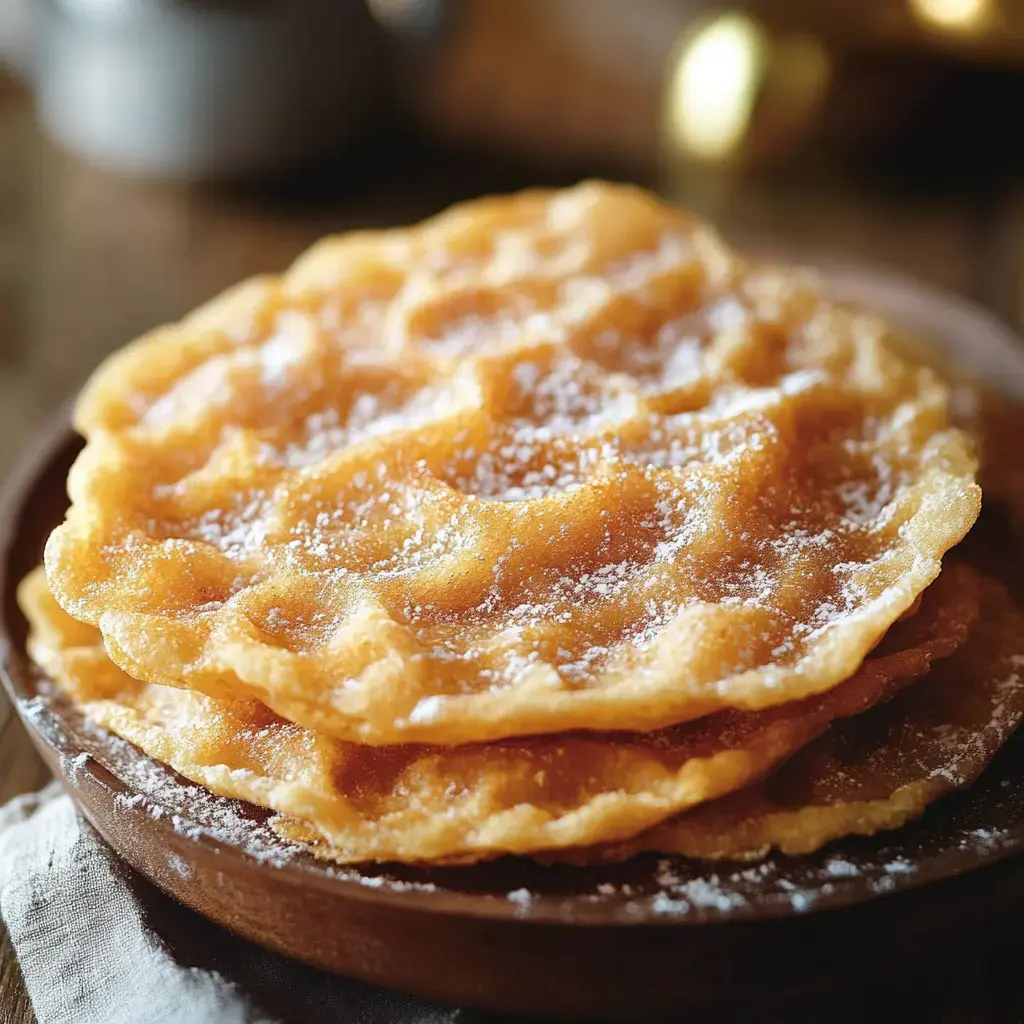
[1,71,1023,1022]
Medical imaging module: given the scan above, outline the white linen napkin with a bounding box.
[0,784,468,1024]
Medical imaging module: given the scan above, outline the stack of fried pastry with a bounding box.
[26,182,1024,866]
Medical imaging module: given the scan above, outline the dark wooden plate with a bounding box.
[3,269,1024,1019]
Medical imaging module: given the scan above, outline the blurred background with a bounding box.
[0,0,1021,467]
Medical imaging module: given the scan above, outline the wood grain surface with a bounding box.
[1,55,1023,1021]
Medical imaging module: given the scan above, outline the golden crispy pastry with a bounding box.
[580,571,1024,863]
[43,183,979,744]
[18,564,973,863]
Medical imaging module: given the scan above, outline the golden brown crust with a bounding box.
[557,572,1024,865]
[18,562,975,863]
[44,182,980,744]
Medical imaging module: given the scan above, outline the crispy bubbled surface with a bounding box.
[19,557,977,863]
[44,182,980,745]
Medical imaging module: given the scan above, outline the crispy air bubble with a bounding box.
[44,183,981,744]
[20,564,975,863]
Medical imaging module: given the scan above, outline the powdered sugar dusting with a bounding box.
[16,639,1024,925]
[57,182,980,747]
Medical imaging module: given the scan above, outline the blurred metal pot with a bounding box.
[0,0,387,181]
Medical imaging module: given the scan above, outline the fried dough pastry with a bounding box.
[18,564,973,863]
[566,571,1024,864]
[44,183,979,744]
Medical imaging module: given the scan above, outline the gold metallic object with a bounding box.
[662,10,830,169]
[665,12,765,163]
[908,0,995,35]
